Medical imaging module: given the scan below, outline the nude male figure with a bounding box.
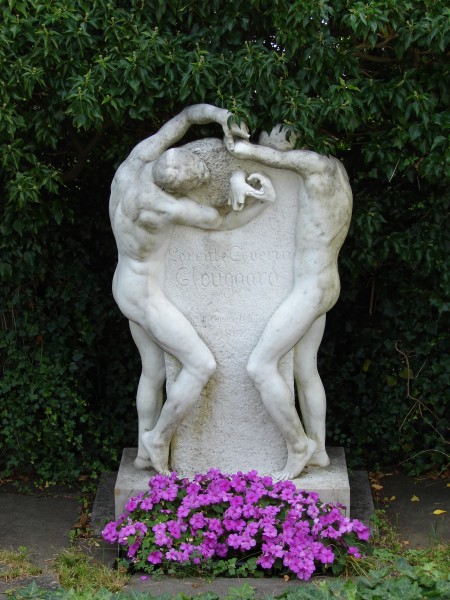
[109,104,275,475]
[230,131,352,480]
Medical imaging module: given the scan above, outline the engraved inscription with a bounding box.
[176,267,278,291]
[190,314,267,325]
[168,245,294,264]
[168,244,293,294]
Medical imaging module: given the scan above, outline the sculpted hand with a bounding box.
[248,173,276,204]
[228,171,275,212]
[226,138,252,159]
[221,114,250,150]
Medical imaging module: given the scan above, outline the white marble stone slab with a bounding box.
[164,139,300,476]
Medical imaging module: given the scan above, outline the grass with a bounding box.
[0,547,41,582]
[51,547,129,594]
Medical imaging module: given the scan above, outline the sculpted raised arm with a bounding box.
[130,105,249,164]
[231,140,331,178]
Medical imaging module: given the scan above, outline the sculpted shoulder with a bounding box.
[109,154,153,224]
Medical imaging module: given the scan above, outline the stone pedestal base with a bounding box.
[291,447,350,511]
[114,447,350,520]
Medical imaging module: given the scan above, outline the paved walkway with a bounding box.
[0,486,80,597]
[0,471,448,598]
[373,471,449,547]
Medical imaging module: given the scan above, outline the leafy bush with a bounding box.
[323,180,449,473]
[0,222,138,483]
[1,0,448,482]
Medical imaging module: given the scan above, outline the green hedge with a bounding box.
[1,0,448,483]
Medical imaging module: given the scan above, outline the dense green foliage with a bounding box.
[1,0,449,483]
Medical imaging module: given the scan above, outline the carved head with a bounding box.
[259,125,298,151]
[152,148,210,193]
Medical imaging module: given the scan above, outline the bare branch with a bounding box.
[396,341,448,444]
[354,52,398,63]
[355,33,399,50]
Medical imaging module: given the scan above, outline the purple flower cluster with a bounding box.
[102,469,369,580]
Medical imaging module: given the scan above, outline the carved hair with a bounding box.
[153,148,210,191]
[259,125,298,151]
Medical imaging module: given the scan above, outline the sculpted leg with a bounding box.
[294,315,330,467]
[247,351,317,481]
[139,297,216,474]
[247,292,323,480]
[129,321,166,470]
[142,353,215,474]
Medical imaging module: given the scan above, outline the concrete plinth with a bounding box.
[114,447,350,520]
[292,447,350,511]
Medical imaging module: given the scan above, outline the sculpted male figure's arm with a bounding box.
[111,105,249,224]
[130,105,249,164]
[230,139,332,178]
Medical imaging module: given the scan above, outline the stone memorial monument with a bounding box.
[110,104,353,515]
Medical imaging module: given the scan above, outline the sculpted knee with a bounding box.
[295,367,319,387]
[246,355,267,388]
[194,353,216,383]
[203,354,217,379]
[185,351,216,385]
[142,364,166,389]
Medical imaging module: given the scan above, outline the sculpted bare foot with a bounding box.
[272,438,317,482]
[134,453,153,470]
[307,449,330,467]
[141,430,171,476]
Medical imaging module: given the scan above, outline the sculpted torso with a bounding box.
[293,157,352,306]
[232,140,352,312]
[110,157,179,321]
[296,158,351,257]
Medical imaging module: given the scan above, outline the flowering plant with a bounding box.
[102,469,369,580]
